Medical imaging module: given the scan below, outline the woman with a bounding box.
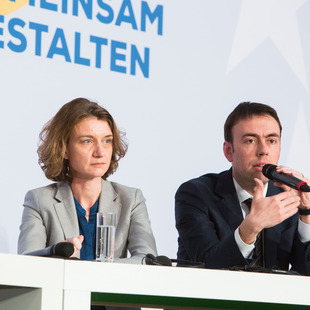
[18,98,157,264]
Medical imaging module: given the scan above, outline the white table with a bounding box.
[0,253,64,310]
[63,259,310,309]
[1,253,310,310]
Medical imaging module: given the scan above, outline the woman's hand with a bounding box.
[63,235,84,257]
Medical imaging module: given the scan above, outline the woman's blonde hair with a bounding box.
[38,98,127,183]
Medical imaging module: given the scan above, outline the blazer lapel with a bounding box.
[97,180,121,221]
[54,182,80,239]
[52,180,121,238]
[215,169,244,231]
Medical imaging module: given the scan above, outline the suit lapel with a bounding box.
[214,173,283,267]
[212,174,285,267]
[215,169,244,231]
[54,182,80,239]
[264,181,283,266]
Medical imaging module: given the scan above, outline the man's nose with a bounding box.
[257,141,268,156]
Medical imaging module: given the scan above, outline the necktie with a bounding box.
[244,198,264,267]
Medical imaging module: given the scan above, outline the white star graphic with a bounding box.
[226,0,308,89]
[286,102,310,177]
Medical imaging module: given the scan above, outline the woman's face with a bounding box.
[65,117,113,181]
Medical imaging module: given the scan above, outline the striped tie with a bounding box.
[244,198,264,267]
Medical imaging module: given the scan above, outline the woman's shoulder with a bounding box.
[104,180,143,199]
[108,180,139,193]
[25,182,69,201]
[105,181,146,208]
[27,182,65,193]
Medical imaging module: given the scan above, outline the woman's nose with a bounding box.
[94,144,104,157]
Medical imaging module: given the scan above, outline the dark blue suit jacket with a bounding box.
[175,169,310,275]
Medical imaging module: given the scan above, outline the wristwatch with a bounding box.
[298,208,310,216]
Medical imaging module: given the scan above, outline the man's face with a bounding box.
[223,115,281,192]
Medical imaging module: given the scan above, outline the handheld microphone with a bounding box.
[262,164,310,192]
[24,242,75,258]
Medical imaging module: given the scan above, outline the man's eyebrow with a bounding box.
[266,133,280,138]
[242,133,280,138]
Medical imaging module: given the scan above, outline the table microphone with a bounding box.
[24,242,74,258]
[144,253,172,266]
[262,164,310,192]
[144,253,205,268]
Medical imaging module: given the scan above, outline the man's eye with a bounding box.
[83,139,91,144]
[104,139,112,144]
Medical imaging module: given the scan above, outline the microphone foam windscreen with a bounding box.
[262,164,276,179]
[54,242,74,257]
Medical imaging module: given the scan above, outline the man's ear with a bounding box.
[223,141,233,162]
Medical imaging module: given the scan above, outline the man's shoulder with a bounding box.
[177,169,232,193]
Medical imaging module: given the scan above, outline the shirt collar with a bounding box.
[233,177,268,205]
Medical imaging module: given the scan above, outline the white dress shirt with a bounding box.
[232,178,310,258]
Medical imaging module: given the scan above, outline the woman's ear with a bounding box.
[64,151,69,159]
[223,141,233,162]
[61,143,69,160]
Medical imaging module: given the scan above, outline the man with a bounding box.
[175,102,310,275]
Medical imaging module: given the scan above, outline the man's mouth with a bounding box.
[253,163,268,169]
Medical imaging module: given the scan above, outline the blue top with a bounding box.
[74,197,99,260]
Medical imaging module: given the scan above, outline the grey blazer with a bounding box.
[18,179,157,264]
[18,180,157,310]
